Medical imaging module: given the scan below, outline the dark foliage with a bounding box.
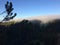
[0,19,60,45]
[1,1,17,22]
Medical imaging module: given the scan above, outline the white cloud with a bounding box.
[12,15,60,23]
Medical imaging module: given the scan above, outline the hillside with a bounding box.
[0,15,60,45]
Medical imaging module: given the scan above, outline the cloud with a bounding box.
[24,15,60,23]
[12,15,60,23]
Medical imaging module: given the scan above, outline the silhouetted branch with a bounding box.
[1,1,17,22]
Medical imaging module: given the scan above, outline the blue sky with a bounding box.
[0,0,60,19]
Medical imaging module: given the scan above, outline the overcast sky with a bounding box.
[0,0,60,19]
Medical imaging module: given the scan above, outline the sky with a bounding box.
[0,0,60,20]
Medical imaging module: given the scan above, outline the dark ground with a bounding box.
[0,19,60,45]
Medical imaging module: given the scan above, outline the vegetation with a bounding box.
[0,21,15,26]
[1,1,17,22]
[0,1,60,45]
[0,19,60,45]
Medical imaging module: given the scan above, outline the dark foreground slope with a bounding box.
[0,19,60,45]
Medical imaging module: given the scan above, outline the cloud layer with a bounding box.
[13,15,60,23]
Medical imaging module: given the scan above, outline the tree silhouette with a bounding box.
[1,1,17,22]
